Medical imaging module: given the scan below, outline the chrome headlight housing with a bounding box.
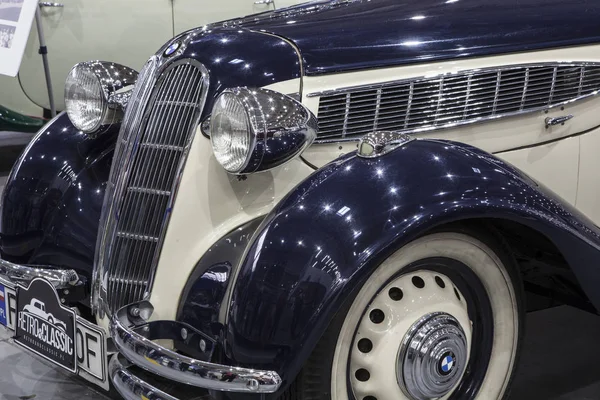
[65,61,138,134]
[210,87,317,174]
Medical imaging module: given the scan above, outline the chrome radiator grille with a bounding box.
[315,63,600,141]
[95,58,208,313]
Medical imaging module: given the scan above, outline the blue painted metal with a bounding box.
[225,138,600,390]
[177,218,264,344]
[164,28,302,121]
[0,113,115,282]
[229,0,600,75]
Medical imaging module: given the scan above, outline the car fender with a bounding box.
[224,138,600,391]
[0,112,116,281]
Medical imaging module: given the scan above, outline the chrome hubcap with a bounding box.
[349,271,472,400]
[397,312,468,400]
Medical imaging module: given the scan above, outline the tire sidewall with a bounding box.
[330,232,523,400]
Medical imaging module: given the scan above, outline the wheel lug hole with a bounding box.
[355,368,370,382]
[363,397,377,400]
[412,276,425,288]
[435,276,446,288]
[454,287,461,301]
[369,309,385,324]
[388,287,403,301]
[357,338,373,353]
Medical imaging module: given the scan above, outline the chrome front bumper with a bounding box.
[0,258,79,288]
[110,301,282,399]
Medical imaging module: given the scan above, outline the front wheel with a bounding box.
[287,231,524,400]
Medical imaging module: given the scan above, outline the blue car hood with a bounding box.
[229,0,600,75]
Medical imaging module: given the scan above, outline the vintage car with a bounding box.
[2,0,600,399]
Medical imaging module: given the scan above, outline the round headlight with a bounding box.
[64,61,139,134]
[65,63,107,133]
[210,91,255,173]
[210,87,317,175]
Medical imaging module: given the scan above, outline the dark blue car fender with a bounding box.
[223,138,600,391]
[0,112,116,281]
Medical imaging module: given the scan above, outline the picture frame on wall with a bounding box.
[0,0,38,77]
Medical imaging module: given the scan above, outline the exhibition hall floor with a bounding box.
[0,148,600,400]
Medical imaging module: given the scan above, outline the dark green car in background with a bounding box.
[0,105,46,147]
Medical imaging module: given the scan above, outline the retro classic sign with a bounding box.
[0,275,107,388]
[15,278,77,372]
[5,0,600,399]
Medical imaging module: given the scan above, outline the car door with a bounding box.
[18,0,174,111]
[173,0,308,36]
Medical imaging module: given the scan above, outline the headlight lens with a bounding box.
[64,61,139,134]
[65,64,106,133]
[210,87,317,175]
[210,91,254,173]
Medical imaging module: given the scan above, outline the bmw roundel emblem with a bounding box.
[164,42,180,57]
[439,352,455,375]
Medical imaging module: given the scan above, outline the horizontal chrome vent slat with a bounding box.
[319,91,586,126]
[116,232,160,242]
[314,63,600,141]
[127,187,172,196]
[318,81,600,114]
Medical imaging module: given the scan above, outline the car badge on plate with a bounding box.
[164,42,180,57]
[14,278,77,373]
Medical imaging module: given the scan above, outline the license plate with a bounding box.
[0,277,107,387]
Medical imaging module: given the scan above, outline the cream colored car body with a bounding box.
[1,0,304,116]
[98,44,600,328]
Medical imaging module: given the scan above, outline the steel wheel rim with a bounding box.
[330,234,519,400]
[349,270,472,400]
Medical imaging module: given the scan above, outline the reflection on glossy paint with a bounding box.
[226,138,600,384]
[0,113,115,281]
[218,0,600,74]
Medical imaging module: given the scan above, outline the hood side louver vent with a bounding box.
[314,63,600,141]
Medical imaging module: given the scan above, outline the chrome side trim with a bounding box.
[0,259,78,289]
[307,62,600,97]
[110,302,282,394]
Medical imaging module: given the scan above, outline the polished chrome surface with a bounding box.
[545,114,574,128]
[312,63,600,142]
[92,57,209,315]
[211,87,317,174]
[0,259,78,289]
[109,354,178,400]
[109,88,135,110]
[110,302,282,394]
[38,2,64,7]
[397,312,468,400]
[357,131,414,158]
[65,61,138,133]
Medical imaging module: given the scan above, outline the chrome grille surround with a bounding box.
[310,62,600,142]
[92,57,209,316]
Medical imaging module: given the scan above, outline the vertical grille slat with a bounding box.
[114,70,178,309]
[315,63,600,141]
[96,58,208,313]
